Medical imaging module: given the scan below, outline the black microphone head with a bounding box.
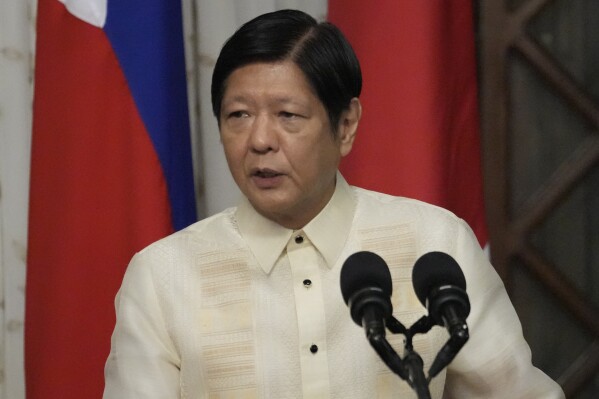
[411,251,466,307]
[340,251,392,304]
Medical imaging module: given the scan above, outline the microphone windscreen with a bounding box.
[340,251,392,304]
[412,252,466,306]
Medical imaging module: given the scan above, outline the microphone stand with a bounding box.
[366,315,435,399]
[389,315,435,399]
[366,314,468,399]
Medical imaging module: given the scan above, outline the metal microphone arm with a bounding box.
[366,319,432,399]
[427,320,469,380]
[368,315,433,399]
[366,328,408,382]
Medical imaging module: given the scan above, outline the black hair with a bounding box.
[211,9,362,133]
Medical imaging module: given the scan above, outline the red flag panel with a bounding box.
[26,1,175,397]
[329,1,488,245]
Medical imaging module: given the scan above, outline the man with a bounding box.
[104,9,564,398]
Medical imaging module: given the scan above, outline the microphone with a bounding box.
[412,252,470,332]
[340,251,430,397]
[340,251,393,340]
[411,251,471,378]
[340,251,410,384]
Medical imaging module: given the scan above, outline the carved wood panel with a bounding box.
[478,0,599,397]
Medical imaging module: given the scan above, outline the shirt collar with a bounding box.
[235,172,356,274]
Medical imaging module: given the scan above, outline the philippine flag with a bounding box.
[26,1,197,397]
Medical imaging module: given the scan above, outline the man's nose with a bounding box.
[249,114,278,153]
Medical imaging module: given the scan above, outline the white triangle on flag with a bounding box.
[58,0,107,28]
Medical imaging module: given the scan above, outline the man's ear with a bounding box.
[337,98,362,157]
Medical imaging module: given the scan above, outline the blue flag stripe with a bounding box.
[104,0,197,230]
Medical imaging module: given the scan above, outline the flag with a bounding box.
[328,1,488,246]
[26,0,197,397]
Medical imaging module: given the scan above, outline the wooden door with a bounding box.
[478,0,599,397]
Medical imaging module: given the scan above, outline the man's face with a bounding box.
[219,61,353,229]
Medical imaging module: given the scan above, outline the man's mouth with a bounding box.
[251,168,285,188]
[253,168,283,178]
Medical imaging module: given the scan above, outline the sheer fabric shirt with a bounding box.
[104,174,564,399]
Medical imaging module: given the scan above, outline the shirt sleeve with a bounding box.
[444,219,565,399]
[103,251,181,398]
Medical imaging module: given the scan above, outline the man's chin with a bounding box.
[247,196,296,225]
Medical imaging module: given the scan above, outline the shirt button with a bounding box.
[295,235,304,244]
[310,344,318,354]
[303,279,312,287]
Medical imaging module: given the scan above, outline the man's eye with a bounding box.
[279,111,298,119]
[229,111,249,118]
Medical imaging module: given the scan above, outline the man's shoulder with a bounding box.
[351,185,459,224]
[136,206,241,259]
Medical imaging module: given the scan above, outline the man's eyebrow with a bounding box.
[270,96,311,108]
[222,94,249,103]
[223,95,310,108]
